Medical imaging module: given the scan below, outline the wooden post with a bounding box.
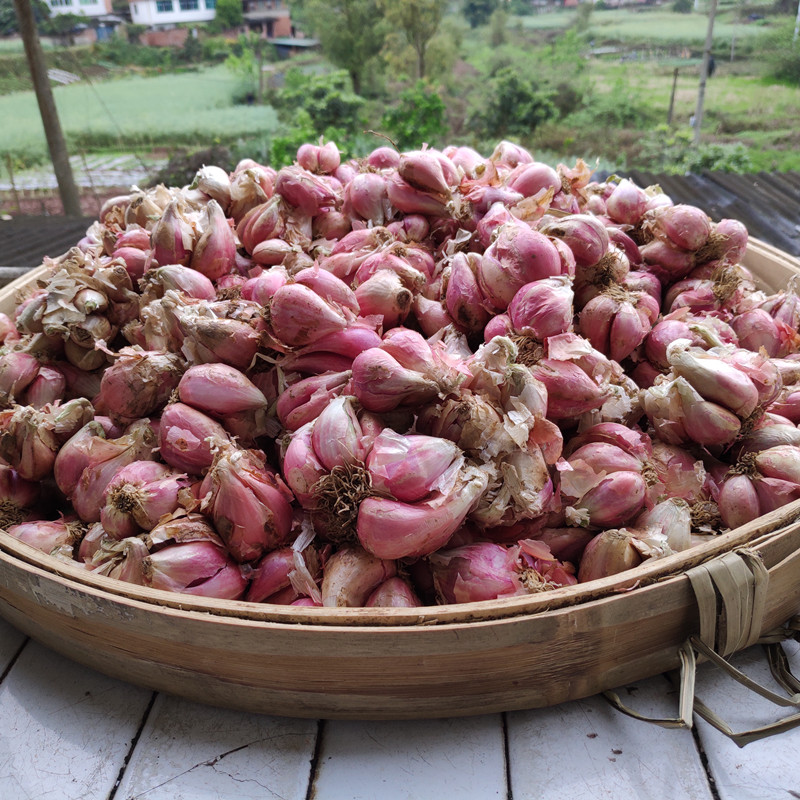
[667,67,679,127]
[12,0,82,216]
[693,0,719,147]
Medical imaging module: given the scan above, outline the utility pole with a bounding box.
[693,0,718,147]
[13,0,82,216]
[794,0,800,44]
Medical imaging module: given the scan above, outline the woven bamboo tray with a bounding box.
[1,239,800,720]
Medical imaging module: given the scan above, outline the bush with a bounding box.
[381,81,448,149]
[272,70,366,133]
[566,80,659,130]
[469,66,558,139]
[672,0,693,13]
[763,22,800,85]
[635,125,753,174]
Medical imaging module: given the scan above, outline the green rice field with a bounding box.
[0,65,279,167]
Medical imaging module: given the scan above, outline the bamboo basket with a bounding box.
[1,239,800,720]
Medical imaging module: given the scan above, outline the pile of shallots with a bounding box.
[2,139,800,608]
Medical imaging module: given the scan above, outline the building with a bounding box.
[45,0,113,18]
[242,0,292,39]
[128,0,217,27]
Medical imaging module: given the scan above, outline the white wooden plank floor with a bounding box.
[1,614,799,800]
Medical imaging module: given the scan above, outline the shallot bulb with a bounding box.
[320,546,396,607]
[605,179,648,226]
[557,453,647,529]
[478,220,564,311]
[578,286,659,363]
[200,444,294,562]
[63,419,157,523]
[429,542,523,604]
[158,402,230,475]
[101,461,189,539]
[365,577,422,608]
[143,516,247,599]
[718,446,800,529]
[0,464,40,528]
[0,352,40,408]
[666,339,761,419]
[357,463,488,559]
[577,529,644,582]
[6,517,84,560]
[190,199,236,280]
[94,348,185,424]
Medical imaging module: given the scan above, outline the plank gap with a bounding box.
[304,718,325,800]
[107,691,158,800]
[502,711,513,800]
[691,722,722,800]
[0,635,28,685]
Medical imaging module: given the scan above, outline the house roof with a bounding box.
[269,37,319,47]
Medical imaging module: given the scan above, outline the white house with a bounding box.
[45,0,113,18]
[128,0,217,27]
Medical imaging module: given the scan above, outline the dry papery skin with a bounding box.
[0,139,797,609]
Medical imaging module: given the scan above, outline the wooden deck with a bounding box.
[2,614,799,799]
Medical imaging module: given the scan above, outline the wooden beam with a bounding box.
[12,0,82,216]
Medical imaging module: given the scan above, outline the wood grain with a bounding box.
[507,676,716,800]
[0,641,152,800]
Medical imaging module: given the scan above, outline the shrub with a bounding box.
[381,81,448,149]
[469,67,558,139]
[635,125,753,174]
[762,22,800,86]
[272,70,366,133]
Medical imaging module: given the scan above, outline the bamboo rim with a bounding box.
[3,499,800,628]
[1,238,800,629]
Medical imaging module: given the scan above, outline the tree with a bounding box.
[381,0,448,80]
[489,7,508,47]
[463,0,497,28]
[289,0,387,95]
[0,0,48,36]
[381,81,447,149]
[473,67,557,139]
[214,0,243,31]
[225,33,261,102]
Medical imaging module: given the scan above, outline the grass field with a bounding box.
[519,6,781,45]
[0,65,279,167]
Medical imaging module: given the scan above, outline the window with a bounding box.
[205,0,216,8]
[79,0,98,5]
[156,0,173,11]
[179,0,198,9]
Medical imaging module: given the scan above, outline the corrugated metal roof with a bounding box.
[0,216,93,268]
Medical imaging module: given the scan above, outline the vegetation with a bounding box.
[381,0,449,80]
[380,81,448,149]
[210,0,244,31]
[0,65,279,169]
[289,0,387,94]
[2,0,800,181]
